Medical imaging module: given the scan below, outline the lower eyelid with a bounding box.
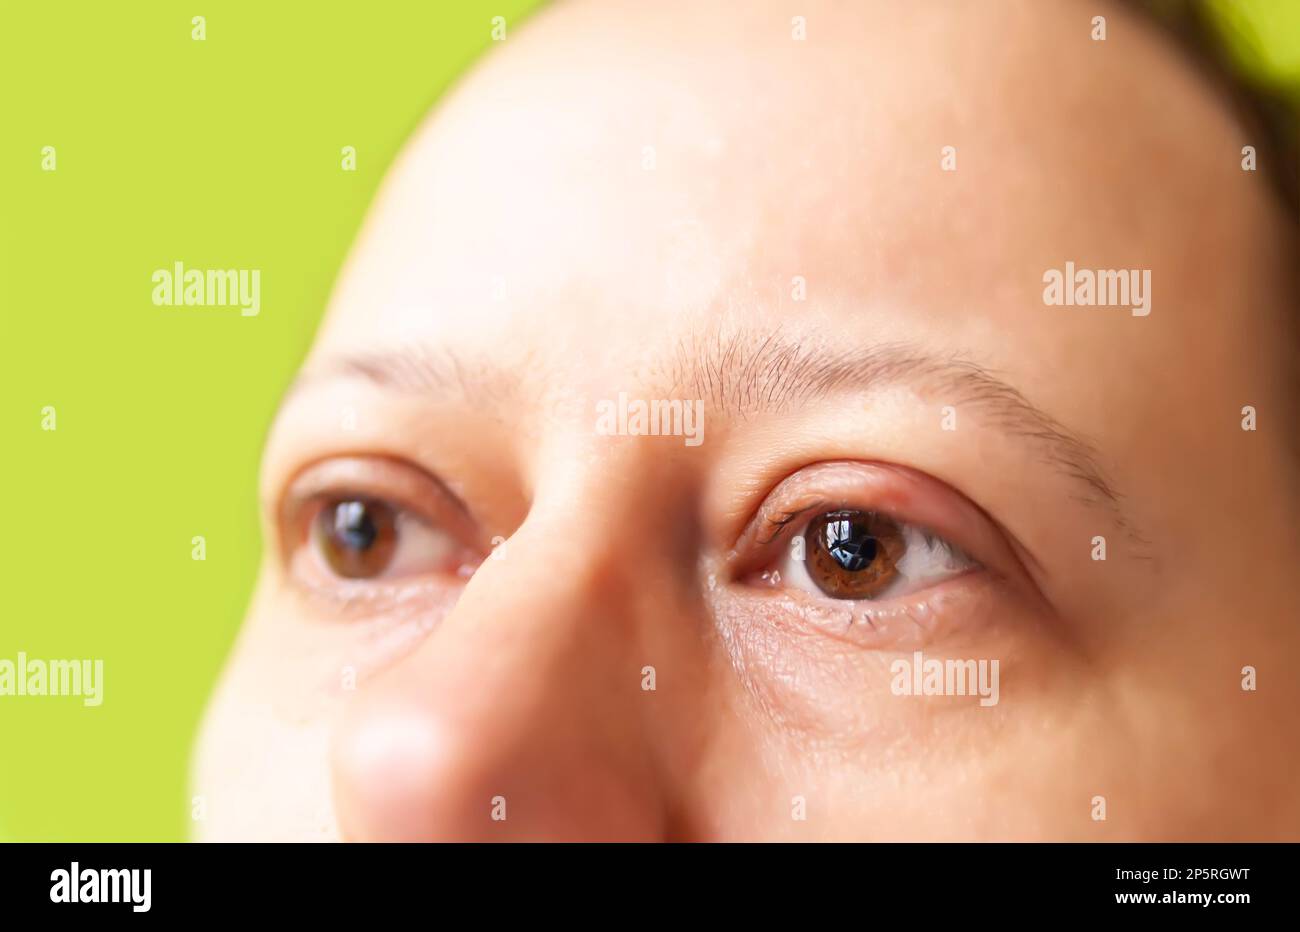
[720,568,1003,651]
[287,557,466,623]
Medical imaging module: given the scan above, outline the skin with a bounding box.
[192,0,1300,840]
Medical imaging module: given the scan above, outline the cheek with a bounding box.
[191,664,337,841]
[256,580,460,693]
[190,581,440,841]
[707,593,1111,838]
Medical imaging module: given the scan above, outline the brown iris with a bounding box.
[805,510,905,599]
[314,499,398,578]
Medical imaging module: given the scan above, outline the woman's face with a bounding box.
[193,0,1300,840]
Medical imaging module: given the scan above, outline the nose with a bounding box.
[330,504,676,841]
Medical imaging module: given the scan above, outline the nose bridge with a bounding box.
[331,462,686,840]
[447,498,646,695]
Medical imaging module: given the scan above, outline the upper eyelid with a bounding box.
[729,460,1027,584]
[281,456,464,511]
[733,462,907,557]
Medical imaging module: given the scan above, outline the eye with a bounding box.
[724,461,1041,652]
[310,496,474,581]
[279,457,487,592]
[786,508,977,600]
[731,461,996,610]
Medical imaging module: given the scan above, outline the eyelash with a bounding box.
[756,502,824,545]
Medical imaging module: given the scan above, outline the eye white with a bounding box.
[892,525,975,591]
[383,511,465,577]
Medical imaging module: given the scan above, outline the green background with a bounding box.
[0,0,539,842]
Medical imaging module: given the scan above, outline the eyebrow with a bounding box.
[303,329,1139,535]
[663,327,1138,526]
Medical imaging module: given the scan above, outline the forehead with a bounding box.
[309,0,1269,401]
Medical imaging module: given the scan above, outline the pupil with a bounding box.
[824,515,877,572]
[334,501,377,551]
